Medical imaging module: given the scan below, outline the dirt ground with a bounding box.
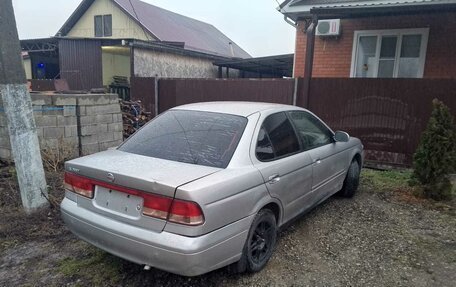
[0,164,455,287]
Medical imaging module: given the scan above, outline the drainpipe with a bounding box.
[301,16,318,108]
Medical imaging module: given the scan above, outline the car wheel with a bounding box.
[234,209,277,273]
[338,159,360,198]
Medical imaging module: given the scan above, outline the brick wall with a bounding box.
[0,93,123,161]
[294,11,456,78]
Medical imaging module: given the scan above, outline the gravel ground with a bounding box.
[0,168,455,287]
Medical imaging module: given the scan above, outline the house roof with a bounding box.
[280,0,456,19]
[57,0,251,59]
[214,54,294,78]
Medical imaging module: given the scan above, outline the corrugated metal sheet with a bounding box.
[114,0,251,58]
[307,78,456,166]
[58,39,103,90]
[157,78,294,113]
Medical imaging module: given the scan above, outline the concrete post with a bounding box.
[0,0,48,212]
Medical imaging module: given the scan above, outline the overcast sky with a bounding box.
[11,0,295,57]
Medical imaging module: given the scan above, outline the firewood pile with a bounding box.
[121,100,152,139]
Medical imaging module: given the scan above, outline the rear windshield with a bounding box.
[119,110,248,168]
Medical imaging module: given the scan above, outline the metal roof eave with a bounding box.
[281,1,456,20]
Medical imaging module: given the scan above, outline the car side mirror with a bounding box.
[334,131,350,142]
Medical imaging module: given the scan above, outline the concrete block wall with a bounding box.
[0,93,123,161]
[76,94,123,155]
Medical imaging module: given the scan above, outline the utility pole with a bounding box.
[0,0,48,213]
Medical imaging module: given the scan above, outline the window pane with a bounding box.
[380,36,397,58]
[378,60,395,78]
[256,127,275,161]
[398,58,420,78]
[288,111,332,150]
[94,15,103,37]
[103,15,112,36]
[119,110,247,168]
[401,35,421,58]
[262,112,300,158]
[355,36,377,78]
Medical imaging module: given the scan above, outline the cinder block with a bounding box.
[52,95,77,106]
[40,138,59,149]
[77,94,114,106]
[112,113,123,123]
[0,127,9,136]
[80,124,98,136]
[0,115,7,126]
[63,106,77,116]
[36,127,44,138]
[31,94,52,106]
[97,132,114,143]
[57,116,65,127]
[113,131,123,141]
[95,114,113,124]
[64,126,78,138]
[97,124,108,134]
[79,115,95,125]
[82,143,100,156]
[41,106,64,116]
[99,140,122,151]
[108,122,123,133]
[0,136,11,148]
[65,116,77,126]
[78,106,86,116]
[34,115,57,127]
[32,105,43,116]
[81,135,99,145]
[43,127,65,139]
[0,147,12,160]
[86,104,121,115]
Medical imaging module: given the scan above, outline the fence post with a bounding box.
[154,77,159,117]
[293,78,298,106]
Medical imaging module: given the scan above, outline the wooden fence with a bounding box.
[130,77,456,167]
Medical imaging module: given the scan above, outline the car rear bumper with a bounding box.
[61,198,252,276]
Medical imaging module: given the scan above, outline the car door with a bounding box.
[252,112,314,224]
[287,111,349,199]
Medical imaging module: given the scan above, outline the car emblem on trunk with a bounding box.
[107,173,115,182]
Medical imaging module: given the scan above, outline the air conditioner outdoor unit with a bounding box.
[316,19,341,36]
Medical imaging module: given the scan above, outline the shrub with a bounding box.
[410,99,456,200]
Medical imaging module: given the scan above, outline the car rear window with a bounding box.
[119,110,248,168]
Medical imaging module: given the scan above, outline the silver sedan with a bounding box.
[61,102,363,276]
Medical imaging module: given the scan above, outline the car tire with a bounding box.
[338,159,360,198]
[234,209,277,273]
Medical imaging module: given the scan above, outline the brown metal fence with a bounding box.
[130,76,456,167]
[307,78,456,166]
[157,78,295,113]
[130,77,156,113]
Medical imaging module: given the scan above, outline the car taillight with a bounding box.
[64,172,94,198]
[168,199,205,226]
[63,172,204,225]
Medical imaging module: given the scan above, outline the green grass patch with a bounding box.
[58,246,122,286]
[360,168,413,192]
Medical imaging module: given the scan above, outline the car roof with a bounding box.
[171,101,303,117]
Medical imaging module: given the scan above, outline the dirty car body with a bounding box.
[61,102,363,276]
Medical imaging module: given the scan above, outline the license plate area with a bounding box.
[94,186,143,218]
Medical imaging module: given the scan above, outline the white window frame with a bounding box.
[350,28,429,78]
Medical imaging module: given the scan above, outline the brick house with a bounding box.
[279,0,456,79]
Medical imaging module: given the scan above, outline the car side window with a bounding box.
[256,112,300,161]
[288,111,333,150]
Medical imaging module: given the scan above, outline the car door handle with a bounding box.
[313,158,321,164]
[268,174,281,184]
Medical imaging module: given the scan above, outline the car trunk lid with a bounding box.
[65,150,220,232]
